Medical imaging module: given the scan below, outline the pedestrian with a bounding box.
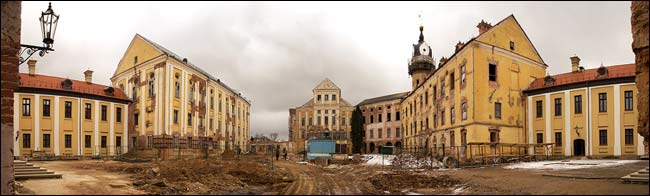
[283,148,287,160]
[275,146,280,161]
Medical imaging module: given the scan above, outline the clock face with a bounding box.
[419,43,430,56]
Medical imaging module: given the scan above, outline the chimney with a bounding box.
[455,41,465,52]
[27,60,37,76]
[570,54,581,72]
[182,58,188,64]
[84,70,94,83]
[477,20,493,35]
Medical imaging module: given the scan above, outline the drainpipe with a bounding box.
[586,81,590,156]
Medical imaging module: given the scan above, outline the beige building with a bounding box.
[14,60,131,157]
[358,92,409,153]
[288,78,355,153]
[110,34,251,151]
[524,61,644,157]
[400,15,547,155]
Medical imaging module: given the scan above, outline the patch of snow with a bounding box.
[504,159,641,170]
[384,191,390,194]
[452,186,466,195]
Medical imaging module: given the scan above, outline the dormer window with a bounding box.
[597,66,608,78]
[544,75,556,86]
[104,87,115,96]
[61,79,72,89]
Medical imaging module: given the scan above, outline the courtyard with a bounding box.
[15,155,649,195]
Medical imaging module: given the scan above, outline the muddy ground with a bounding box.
[16,155,649,195]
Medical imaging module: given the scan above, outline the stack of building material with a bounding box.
[621,167,649,184]
[14,160,62,180]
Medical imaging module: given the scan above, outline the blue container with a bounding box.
[307,139,336,153]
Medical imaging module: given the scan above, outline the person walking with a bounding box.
[282,148,287,160]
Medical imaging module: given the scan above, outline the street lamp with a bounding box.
[20,2,59,65]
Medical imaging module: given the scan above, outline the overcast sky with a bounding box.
[20,1,634,140]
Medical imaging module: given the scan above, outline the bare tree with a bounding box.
[269,133,278,141]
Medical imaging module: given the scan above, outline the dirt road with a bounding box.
[275,161,380,195]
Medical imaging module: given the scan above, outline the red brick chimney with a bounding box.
[477,20,493,35]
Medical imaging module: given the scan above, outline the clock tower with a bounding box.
[408,25,435,90]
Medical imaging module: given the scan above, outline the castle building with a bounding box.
[523,60,643,157]
[288,78,355,153]
[110,34,250,151]
[358,92,409,153]
[400,15,547,154]
[14,60,130,157]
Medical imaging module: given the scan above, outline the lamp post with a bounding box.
[19,2,59,65]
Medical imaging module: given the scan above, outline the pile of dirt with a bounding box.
[369,173,461,194]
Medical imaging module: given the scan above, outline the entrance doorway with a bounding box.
[573,139,585,156]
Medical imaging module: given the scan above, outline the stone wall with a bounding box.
[631,1,649,155]
[1,1,21,194]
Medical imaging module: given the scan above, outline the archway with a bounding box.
[395,141,402,148]
[386,142,392,146]
[573,139,585,156]
[369,142,375,154]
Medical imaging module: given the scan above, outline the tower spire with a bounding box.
[418,13,424,42]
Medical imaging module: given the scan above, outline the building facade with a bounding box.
[14,60,131,157]
[288,78,355,153]
[358,92,408,153]
[110,34,251,151]
[524,61,644,157]
[400,15,547,154]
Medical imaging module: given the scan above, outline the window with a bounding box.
[301,118,305,126]
[101,136,107,148]
[378,129,383,138]
[65,134,72,148]
[387,113,391,121]
[332,94,336,101]
[85,103,92,120]
[342,117,346,125]
[148,79,155,97]
[317,95,321,101]
[175,81,180,98]
[598,93,607,112]
[23,134,30,148]
[489,63,497,82]
[396,128,401,138]
[396,112,400,121]
[509,41,515,50]
[425,91,429,105]
[599,130,607,145]
[116,136,122,147]
[324,116,329,125]
[370,129,374,138]
[370,115,374,123]
[450,72,455,90]
[210,118,214,130]
[574,95,582,114]
[554,98,562,116]
[189,85,195,102]
[43,134,50,148]
[65,101,72,118]
[101,105,107,121]
[450,131,455,146]
[387,128,391,138]
[378,114,382,122]
[325,94,329,101]
[460,65,466,85]
[433,86,437,100]
[309,117,313,126]
[85,135,91,148]
[555,132,562,147]
[536,101,543,118]
[536,133,543,144]
[624,91,633,111]
[625,129,634,145]
[461,102,467,120]
[317,117,321,125]
[199,117,203,127]
[211,97,214,109]
[188,113,192,126]
[451,107,456,123]
[42,99,50,117]
[132,86,137,101]
[440,78,446,97]
[173,110,179,124]
[134,56,138,64]
[134,113,139,125]
[441,110,445,125]
[490,131,498,143]
[494,102,501,119]
[116,107,122,123]
[461,130,467,146]
[22,98,30,116]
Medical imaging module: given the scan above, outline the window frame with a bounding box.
[624,128,634,145]
[554,98,562,116]
[64,101,72,118]
[494,102,501,119]
[599,129,608,146]
[42,99,51,117]
[574,95,582,114]
[22,98,30,116]
[598,93,607,112]
[624,91,633,111]
[488,63,497,82]
[555,132,562,147]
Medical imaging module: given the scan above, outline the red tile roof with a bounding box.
[526,63,636,91]
[18,73,130,102]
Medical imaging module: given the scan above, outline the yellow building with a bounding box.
[524,60,643,157]
[288,78,355,153]
[110,34,251,151]
[400,15,547,155]
[14,60,131,157]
